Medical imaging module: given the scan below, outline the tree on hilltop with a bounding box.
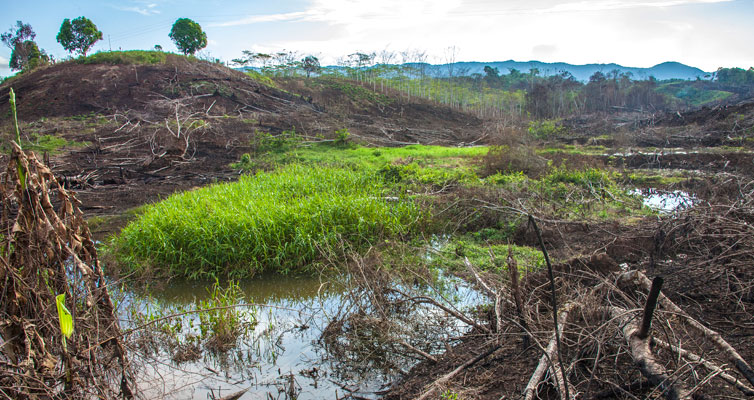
[10,41,49,71]
[302,55,321,78]
[56,17,103,57]
[2,21,49,71]
[169,18,207,55]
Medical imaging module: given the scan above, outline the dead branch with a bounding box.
[637,276,664,340]
[610,306,690,400]
[398,339,438,363]
[416,343,502,400]
[652,338,754,396]
[529,215,571,400]
[507,245,530,348]
[618,269,754,387]
[524,302,577,400]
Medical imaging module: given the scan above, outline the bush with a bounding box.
[482,144,548,178]
[528,120,565,139]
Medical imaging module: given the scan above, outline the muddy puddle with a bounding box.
[632,188,698,213]
[114,269,482,399]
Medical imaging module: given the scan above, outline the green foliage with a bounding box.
[9,40,49,71]
[441,390,461,400]
[716,67,754,85]
[197,279,254,346]
[301,55,321,77]
[80,50,168,65]
[113,165,422,279]
[169,18,207,56]
[656,81,733,107]
[253,129,301,154]
[244,70,277,87]
[528,120,565,139]
[334,128,351,145]
[56,17,103,57]
[21,134,85,154]
[429,234,545,274]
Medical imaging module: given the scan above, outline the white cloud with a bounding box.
[208,11,313,27]
[540,0,732,13]
[115,3,161,16]
[208,0,746,69]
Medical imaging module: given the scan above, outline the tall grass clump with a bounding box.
[113,164,422,279]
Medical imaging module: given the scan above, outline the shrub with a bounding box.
[528,120,565,139]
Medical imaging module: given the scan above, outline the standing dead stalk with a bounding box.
[637,276,664,340]
[529,215,571,400]
[507,245,530,348]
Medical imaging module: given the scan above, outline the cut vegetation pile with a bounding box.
[0,145,133,399]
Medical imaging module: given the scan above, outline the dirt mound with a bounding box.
[0,56,307,121]
[0,57,487,222]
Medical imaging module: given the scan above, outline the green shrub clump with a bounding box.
[79,50,169,65]
[113,165,422,279]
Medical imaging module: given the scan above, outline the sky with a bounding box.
[1,0,753,77]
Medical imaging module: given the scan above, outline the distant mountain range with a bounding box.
[241,59,711,82]
[417,60,710,82]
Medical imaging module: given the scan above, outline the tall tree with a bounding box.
[169,18,207,56]
[56,17,103,57]
[2,21,47,70]
[301,55,320,78]
[10,41,49,71]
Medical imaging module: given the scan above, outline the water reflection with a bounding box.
[115,271,483,399]
[117,274,355,399]
[631,188,697,213]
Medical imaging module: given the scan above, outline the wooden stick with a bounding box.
[507,245,530,348]
[399,339,438,363]
[637,276,664,340]
[416,343,501,400]
[529,215,571,400]
[524,303,577,400]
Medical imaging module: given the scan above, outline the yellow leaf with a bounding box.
[56,294,74,339]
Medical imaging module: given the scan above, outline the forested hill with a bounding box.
[407,60,709,81]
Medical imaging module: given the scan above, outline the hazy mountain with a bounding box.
[416,60,710,81]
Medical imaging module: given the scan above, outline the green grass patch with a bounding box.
[112,164,424,279]
[245,70,277,88]
[428,234,545,274]
[0,133,87,154]
[248,141,487,169]
[79,50,171,65]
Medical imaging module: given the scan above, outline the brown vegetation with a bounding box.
[0,144,133,398]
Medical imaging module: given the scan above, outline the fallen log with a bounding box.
[652,338,754,397]
[610,306,690,400]
[618,270,754,387]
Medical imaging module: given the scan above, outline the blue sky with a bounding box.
[2,0,753,77]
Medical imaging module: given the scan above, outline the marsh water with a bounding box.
[632,188,697,213]
[116,270,482,399]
